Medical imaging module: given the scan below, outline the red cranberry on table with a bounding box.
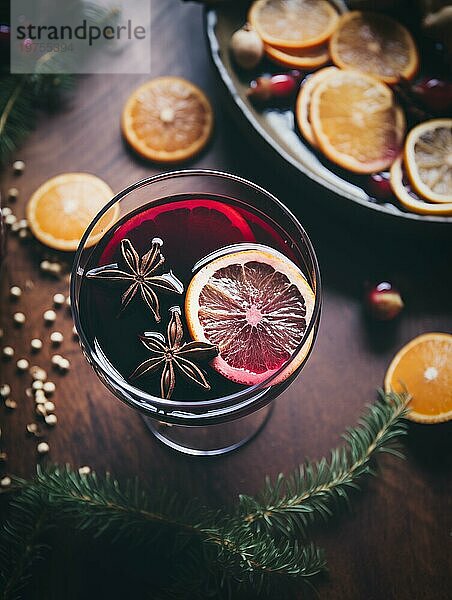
[365,282,404,321]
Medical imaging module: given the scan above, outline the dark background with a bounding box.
[1,0,451,598]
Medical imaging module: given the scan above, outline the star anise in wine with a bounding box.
[86,237,183,322]
[130,306,218,399]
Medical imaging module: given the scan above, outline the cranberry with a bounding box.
[413,78,452,114]
[365,282,404,321]
[247,71,302,103]
[368,172,392,200]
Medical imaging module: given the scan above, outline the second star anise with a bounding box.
[86,237,183,322]
[130,306,218,399]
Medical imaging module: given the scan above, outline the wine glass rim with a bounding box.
[71,169,322,414]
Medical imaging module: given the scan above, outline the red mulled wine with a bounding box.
[79,194,302,401]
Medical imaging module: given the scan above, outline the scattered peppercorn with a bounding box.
[37,441,50,455]
[16,358,29,372]
[10,286,22,300]
[13,160,25,174]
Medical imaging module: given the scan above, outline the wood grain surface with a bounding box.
[1,1,451,598]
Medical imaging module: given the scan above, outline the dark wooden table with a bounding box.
[1,1,451,598]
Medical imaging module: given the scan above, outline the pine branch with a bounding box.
[237,392,409,537]
[32,465,209,542]
[1,392,409,598]
[0,76,34,165]
[0,485,51,600]
[26,465,325,590]
[0,0,117,166]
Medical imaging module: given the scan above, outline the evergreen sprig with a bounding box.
[0,0,119,166]
[0,392,409,599]
[0,485,50,600]
[238,391,408,537]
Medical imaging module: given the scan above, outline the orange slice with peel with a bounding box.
[249,0,339,50]
[330,11,419,84]
[309,69,405,173]
[384,333,452,424]
[26,173,117,251]
[185,244,316,386]
[404,119,452,204]
[295,66,338,147]
[122,77,213,164]
[390,156,452,216]
[265,43,330,69]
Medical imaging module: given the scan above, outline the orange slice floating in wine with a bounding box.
[249,0,339,50]
[265,43,330,69]
[390,156,452,216]
[309,69,405,173]
[404,119,452,204]
[185,244,316,386]
[330,11,419,85]
[295,66,338,147]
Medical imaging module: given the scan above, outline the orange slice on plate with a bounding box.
[122,77,213,163]
[384,333,452,423]
[309,69,405,173]
[249,0,339,50]
[185,244,316,386]
[404,119,452,204]
[390,157,452,216]
[330,11,419,84]
[295,66,338,146]
[265,43,330,69]
[27,173,117,251]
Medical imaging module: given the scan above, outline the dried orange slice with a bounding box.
[265,43,330,69]
[390,157,452,216]
[404,119,452,204]
[26,173,117,251]
[330,11,419,84]
[122,77,213,163]
[185,244,316,386]
[295,66,338,146]
[309,69,405,173]
[249,0,339,50]
[384,333,452,424]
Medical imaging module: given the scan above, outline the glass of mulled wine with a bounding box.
[71,170,321,456]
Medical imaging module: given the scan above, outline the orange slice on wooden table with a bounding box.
[330,11,419,84]
[384,333,452,424]
[26,173,117,251]
[265,43,330,69]
[122,77,213,164]
[309,69,405,173]
[295,66,338,146]
[185,244,316,386]
[404,119,452,204]
[390,157,452,216]
[249,0,339,50]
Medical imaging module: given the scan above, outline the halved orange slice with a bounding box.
[384,333,452,424]
[249,0,339,50]
[330,11,419,84]
[122,77,213,164]
[390,157,452,216]
[265,43,330,69]
[309,69,405,173]
[404,119,452,204]
[26,173,117,251]
[295,66,338,146]
[185,244,316,386]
